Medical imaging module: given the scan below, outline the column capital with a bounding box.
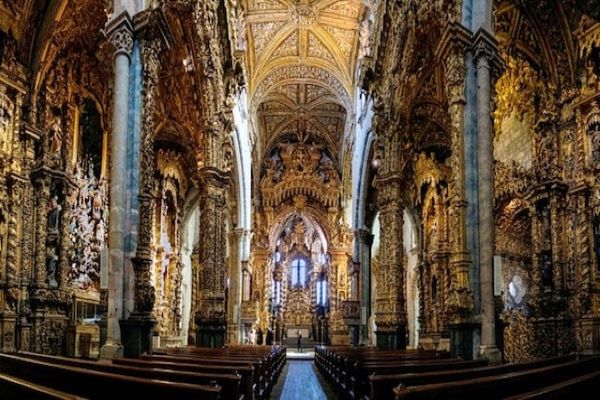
[104,12,134,58]
[472,28,504,76]
[373,173,405,210]
[199,166,230,188]
[354,228,374,246]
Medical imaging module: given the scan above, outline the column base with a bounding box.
[577,316,600,355]
[120,315,155,357]
[376,325,407,350]
[480,345,503,364]
[99,341,124,359]
[196,323,226,348]
[0,313,17,352]
[449,323,479,360]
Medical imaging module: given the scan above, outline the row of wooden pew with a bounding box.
[0,345,286,399]
[315,346,600,399]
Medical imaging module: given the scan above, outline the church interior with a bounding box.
[1,0,600,398]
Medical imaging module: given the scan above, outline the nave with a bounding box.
[2,0,600,398]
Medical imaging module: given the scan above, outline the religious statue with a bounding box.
[0,209,6,257]
[48,117,63,158]
[585,59,600,93]
[48,196,62,234]
[46,246,59,288]
[320,158,336,183]
[540,251,554,290]
[0,100,10,151]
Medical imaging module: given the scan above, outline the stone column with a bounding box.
[100,12,133,359]
[195,168,229,348]
[373,174,407,349]
[438,24,476,359]
[226,228,245,345]
[355,228,373,344]
[120,8,172,356]
[474,29,502,362]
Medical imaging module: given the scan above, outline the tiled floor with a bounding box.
[270,360,340,400]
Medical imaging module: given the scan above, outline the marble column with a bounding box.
[373,174,407,349]
[100,12,133,359]
[474,29,502,362]
[355,228,373,344]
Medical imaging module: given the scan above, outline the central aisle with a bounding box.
[270,360,339,400]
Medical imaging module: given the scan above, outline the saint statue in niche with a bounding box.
[48,195,61,234]
[540,251,554,290]
[46,246,59,288]
[0,99,10,151]
[48,117,63,158]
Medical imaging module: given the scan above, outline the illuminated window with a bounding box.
[291,258,307,288]
[316,278,327,306]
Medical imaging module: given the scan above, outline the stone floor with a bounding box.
[270,360,339,400]
[286,347,315,360]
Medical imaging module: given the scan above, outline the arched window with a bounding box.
[316,274,328,306]
[291,258,307,288]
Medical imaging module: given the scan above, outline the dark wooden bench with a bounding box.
[504,369,600,399]
[0,353,222,400]
[393,356,600,400]
[315,346,476,399]
[18,351,243,400]
[0,372,86,400]
[115,355,256,399]
[368,354,576,399]
[141,348,285,399]
[155,345,286,389]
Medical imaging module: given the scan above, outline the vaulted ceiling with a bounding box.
[243,0,365,158]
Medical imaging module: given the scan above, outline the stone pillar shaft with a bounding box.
[474,29,502,362]
[227,228,246,345]
[102,13,134,358]
[356,229,373,343]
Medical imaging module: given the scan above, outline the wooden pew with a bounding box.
[393,356,600,400]
[369,354,576,399]
[0,353,222,400]
[141,352,273,398]
[156,345,286,388]
[503,369,600,399]
[17,352,243,400]
[315,346,483,399]
[114,356,256,400]
[0,372,86,400]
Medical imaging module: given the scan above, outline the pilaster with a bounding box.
[373,173,407,349]
[195,168,230,348]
